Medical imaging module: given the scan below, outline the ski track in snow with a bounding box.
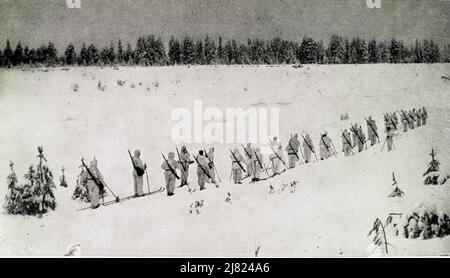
[0,64,449,256]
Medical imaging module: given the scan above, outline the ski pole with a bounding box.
[330,141,338,157]
[380,137,387,152]
[214,165,222,183]
[103,182,119,202]
[82,158,119,202]
[145,167,150,194]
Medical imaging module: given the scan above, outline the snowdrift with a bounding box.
[0,63,449,256]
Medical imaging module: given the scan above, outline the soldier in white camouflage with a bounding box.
[286,134,300,168]
[161,152,180,196]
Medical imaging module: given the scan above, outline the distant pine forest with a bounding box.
[0,34,449,68]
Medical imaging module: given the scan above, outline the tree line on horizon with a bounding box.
[0,34,449,68]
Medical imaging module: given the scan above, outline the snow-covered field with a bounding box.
[0,63,449,257]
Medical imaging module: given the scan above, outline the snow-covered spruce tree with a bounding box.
[367,218,391,254]
[59,166,68,188]
[4,161,21,214]
[4,147,57,215]
[388,172,405,198]
[72,166,89,202]
[23,146,57,214]
[423,149,449,185]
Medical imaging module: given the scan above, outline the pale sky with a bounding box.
[0,0,449,51]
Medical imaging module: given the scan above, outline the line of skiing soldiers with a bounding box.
[340,107,428,157]
[383,107,428,133]
[229,132,338,184]
[341,117,384,155]
[80,107,429,209]
[161,146,218,196]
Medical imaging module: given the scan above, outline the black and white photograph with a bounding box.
[0,0,449,259]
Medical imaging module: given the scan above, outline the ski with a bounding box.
[270,168,287,178]
[78,187,164,211]
[249,177,271,183]
[177,182,190,188]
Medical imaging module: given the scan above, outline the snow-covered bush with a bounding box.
[71,83,79,92]
[423,149,449,185]
[152,80,159,89]
[72,168,89,202]
[4,147,57,216]
[402,205,450,239]
[340,112,349,121]
[72,163,107,202]
[97,81,106,91]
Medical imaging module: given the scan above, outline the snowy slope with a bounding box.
[0,64,449,256]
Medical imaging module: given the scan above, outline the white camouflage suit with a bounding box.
[132,150,146,196]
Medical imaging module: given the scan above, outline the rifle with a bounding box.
[291,134,305,162]
[240,144,255,173]
[161,153,180,180]
[268,143,288,168]
[350,126,367,150]
[401,111,412,126]
[81,158,119,203]
[388,113,398,130]
[229,149,246,173]
[408,112,416,122]
[287,139,300,160]
[341,130,355,155]
[127,149,145,176]
[301,134,318,162]
[241,144,253,159]
[194,155,219,187]
[252,147,270,178]
[204,149,221,183]
[320,133,337,158]
[176,147,187,172]
[364,118,380,143]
